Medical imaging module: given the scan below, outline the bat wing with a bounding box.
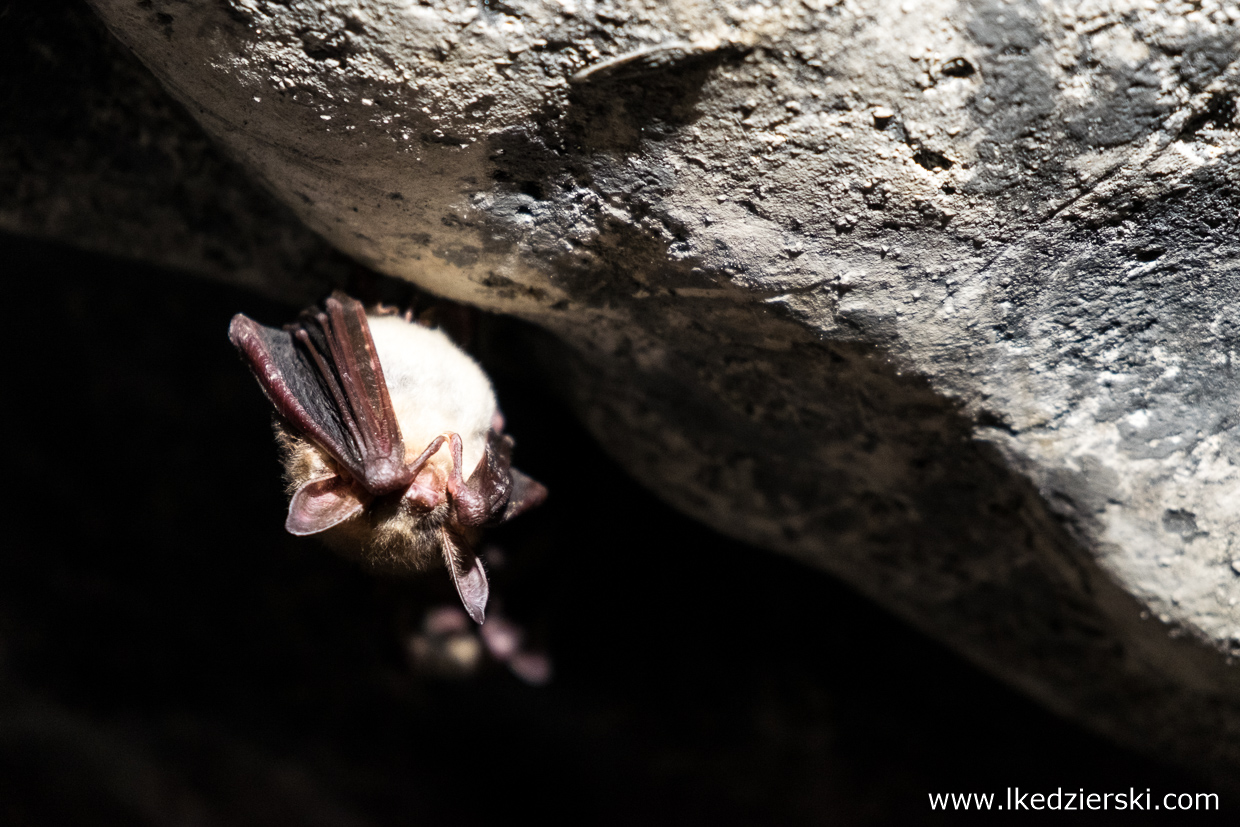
[476,430,548,522]
[446,431,548,527]
[229,291,412,497]
[501,468,548,522]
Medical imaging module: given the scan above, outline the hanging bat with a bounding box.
[228,291,546,623]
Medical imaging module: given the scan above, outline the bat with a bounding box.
[228,291,547,623]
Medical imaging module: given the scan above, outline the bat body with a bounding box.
[229,293,546,623]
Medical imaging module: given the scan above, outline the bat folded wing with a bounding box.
[446,431,548,527]
[502,469,548,522]
[228,292,413,497]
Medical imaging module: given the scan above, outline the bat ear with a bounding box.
[286,475,366,536]
[499,468,548,522]
[441,528,489,624]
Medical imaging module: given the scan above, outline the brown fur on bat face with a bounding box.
[228,292,546,623]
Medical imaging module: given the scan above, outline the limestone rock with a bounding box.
[57,0,1240,780]
[0,0,351,302]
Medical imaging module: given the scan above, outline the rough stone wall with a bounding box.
[26,0,1240,780]
[0,0,351,301]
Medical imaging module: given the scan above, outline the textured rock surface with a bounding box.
[48,0,1240,780]
[0,0,351,301]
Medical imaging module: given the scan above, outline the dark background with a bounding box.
[2,1,1234,822]
[0,233,1229,825]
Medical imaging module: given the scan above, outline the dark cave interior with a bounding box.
[0,234,1227,826]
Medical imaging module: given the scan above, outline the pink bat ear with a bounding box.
[286,476,366,536]
[441,528,489,624]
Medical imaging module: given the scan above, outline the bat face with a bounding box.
[229,292,547,623]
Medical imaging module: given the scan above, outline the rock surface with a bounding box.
[0,0,351,301]
[32,0,1240,780]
